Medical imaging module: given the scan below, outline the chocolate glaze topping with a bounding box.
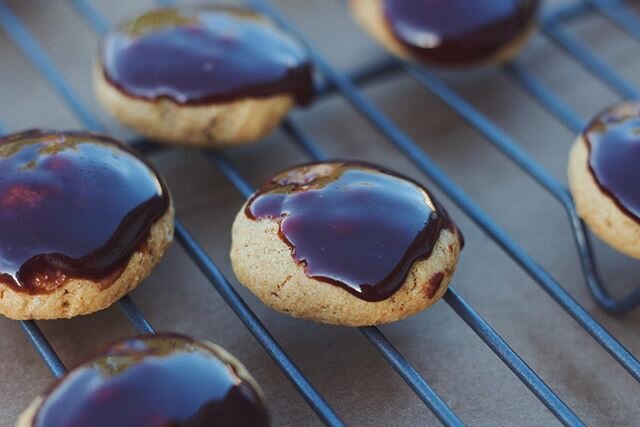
[0,130,169,294]
[246,162,460,302]
[101,6,313,105]
[33,334,269,427]
[584,102,640,223]
[382,0,539,66]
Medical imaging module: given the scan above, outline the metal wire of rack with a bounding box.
[248,0,640,376]
[327,0,640,315]
[0,1,574,424]
[0,0,638,425]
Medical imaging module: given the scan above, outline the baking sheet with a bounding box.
[1,0,640,425]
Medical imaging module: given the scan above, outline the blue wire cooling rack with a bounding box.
[0,0,639,425]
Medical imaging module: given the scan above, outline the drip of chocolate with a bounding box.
[101,7,313,105]
[382,0,539,65]
[33,335,269,427]
[246,163,459,302]
[584,103,640,223]
[0,130,170,293]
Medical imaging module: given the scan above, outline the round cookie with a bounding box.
[95,6,314,146]
[568,101,640,259]
[230,162,463,326]
[349,0,539,67]
[17,334,269,427]
[0,130,174,320]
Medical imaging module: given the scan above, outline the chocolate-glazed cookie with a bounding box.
[231,162,462,326]
[569,101,640,259]
[0,129,174,320]
[17,334,269,427]
[95,6,314,146]
[349,0,538,67]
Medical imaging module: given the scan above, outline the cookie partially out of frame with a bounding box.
[17,334,269,427]
[348,0,538,67]
[95,6,314,146]
[568,102,640,259]
[231,162,463,326]
[0,129,174,320]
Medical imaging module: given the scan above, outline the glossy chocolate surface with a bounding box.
[0,130,169,293]
[584,103,640,223]
[382,0,538,65]
[101,7,313,105]
[246,163,458,302]
[33,335,269,427]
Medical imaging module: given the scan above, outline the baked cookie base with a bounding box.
[95,66,295,147]
[0,203,175,320]
[230,207,461,327]
[568,137,640,259]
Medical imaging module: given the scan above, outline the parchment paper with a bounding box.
[1,0,639,425]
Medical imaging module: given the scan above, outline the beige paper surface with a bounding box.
[1,0,639,425]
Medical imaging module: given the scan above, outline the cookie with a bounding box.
[17,334,269,427]
[349,0,539,67]
[95,6,313,146]
[568,102,640,259]
[0,130,174,320]
[230,162,463,326]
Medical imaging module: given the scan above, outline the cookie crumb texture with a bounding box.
[17,334,269,427]
[569,101,640,259]
[0,130,174,320]
[96,6,313,146]
[349,0,538,67]
[231,162,462,326]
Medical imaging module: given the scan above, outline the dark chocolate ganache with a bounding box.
[0,129,169,294]
[583,102,640,223]
[33,334,269,427]
[246,162,459,302]
[382,0,539,65]
[101,6,313,105]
